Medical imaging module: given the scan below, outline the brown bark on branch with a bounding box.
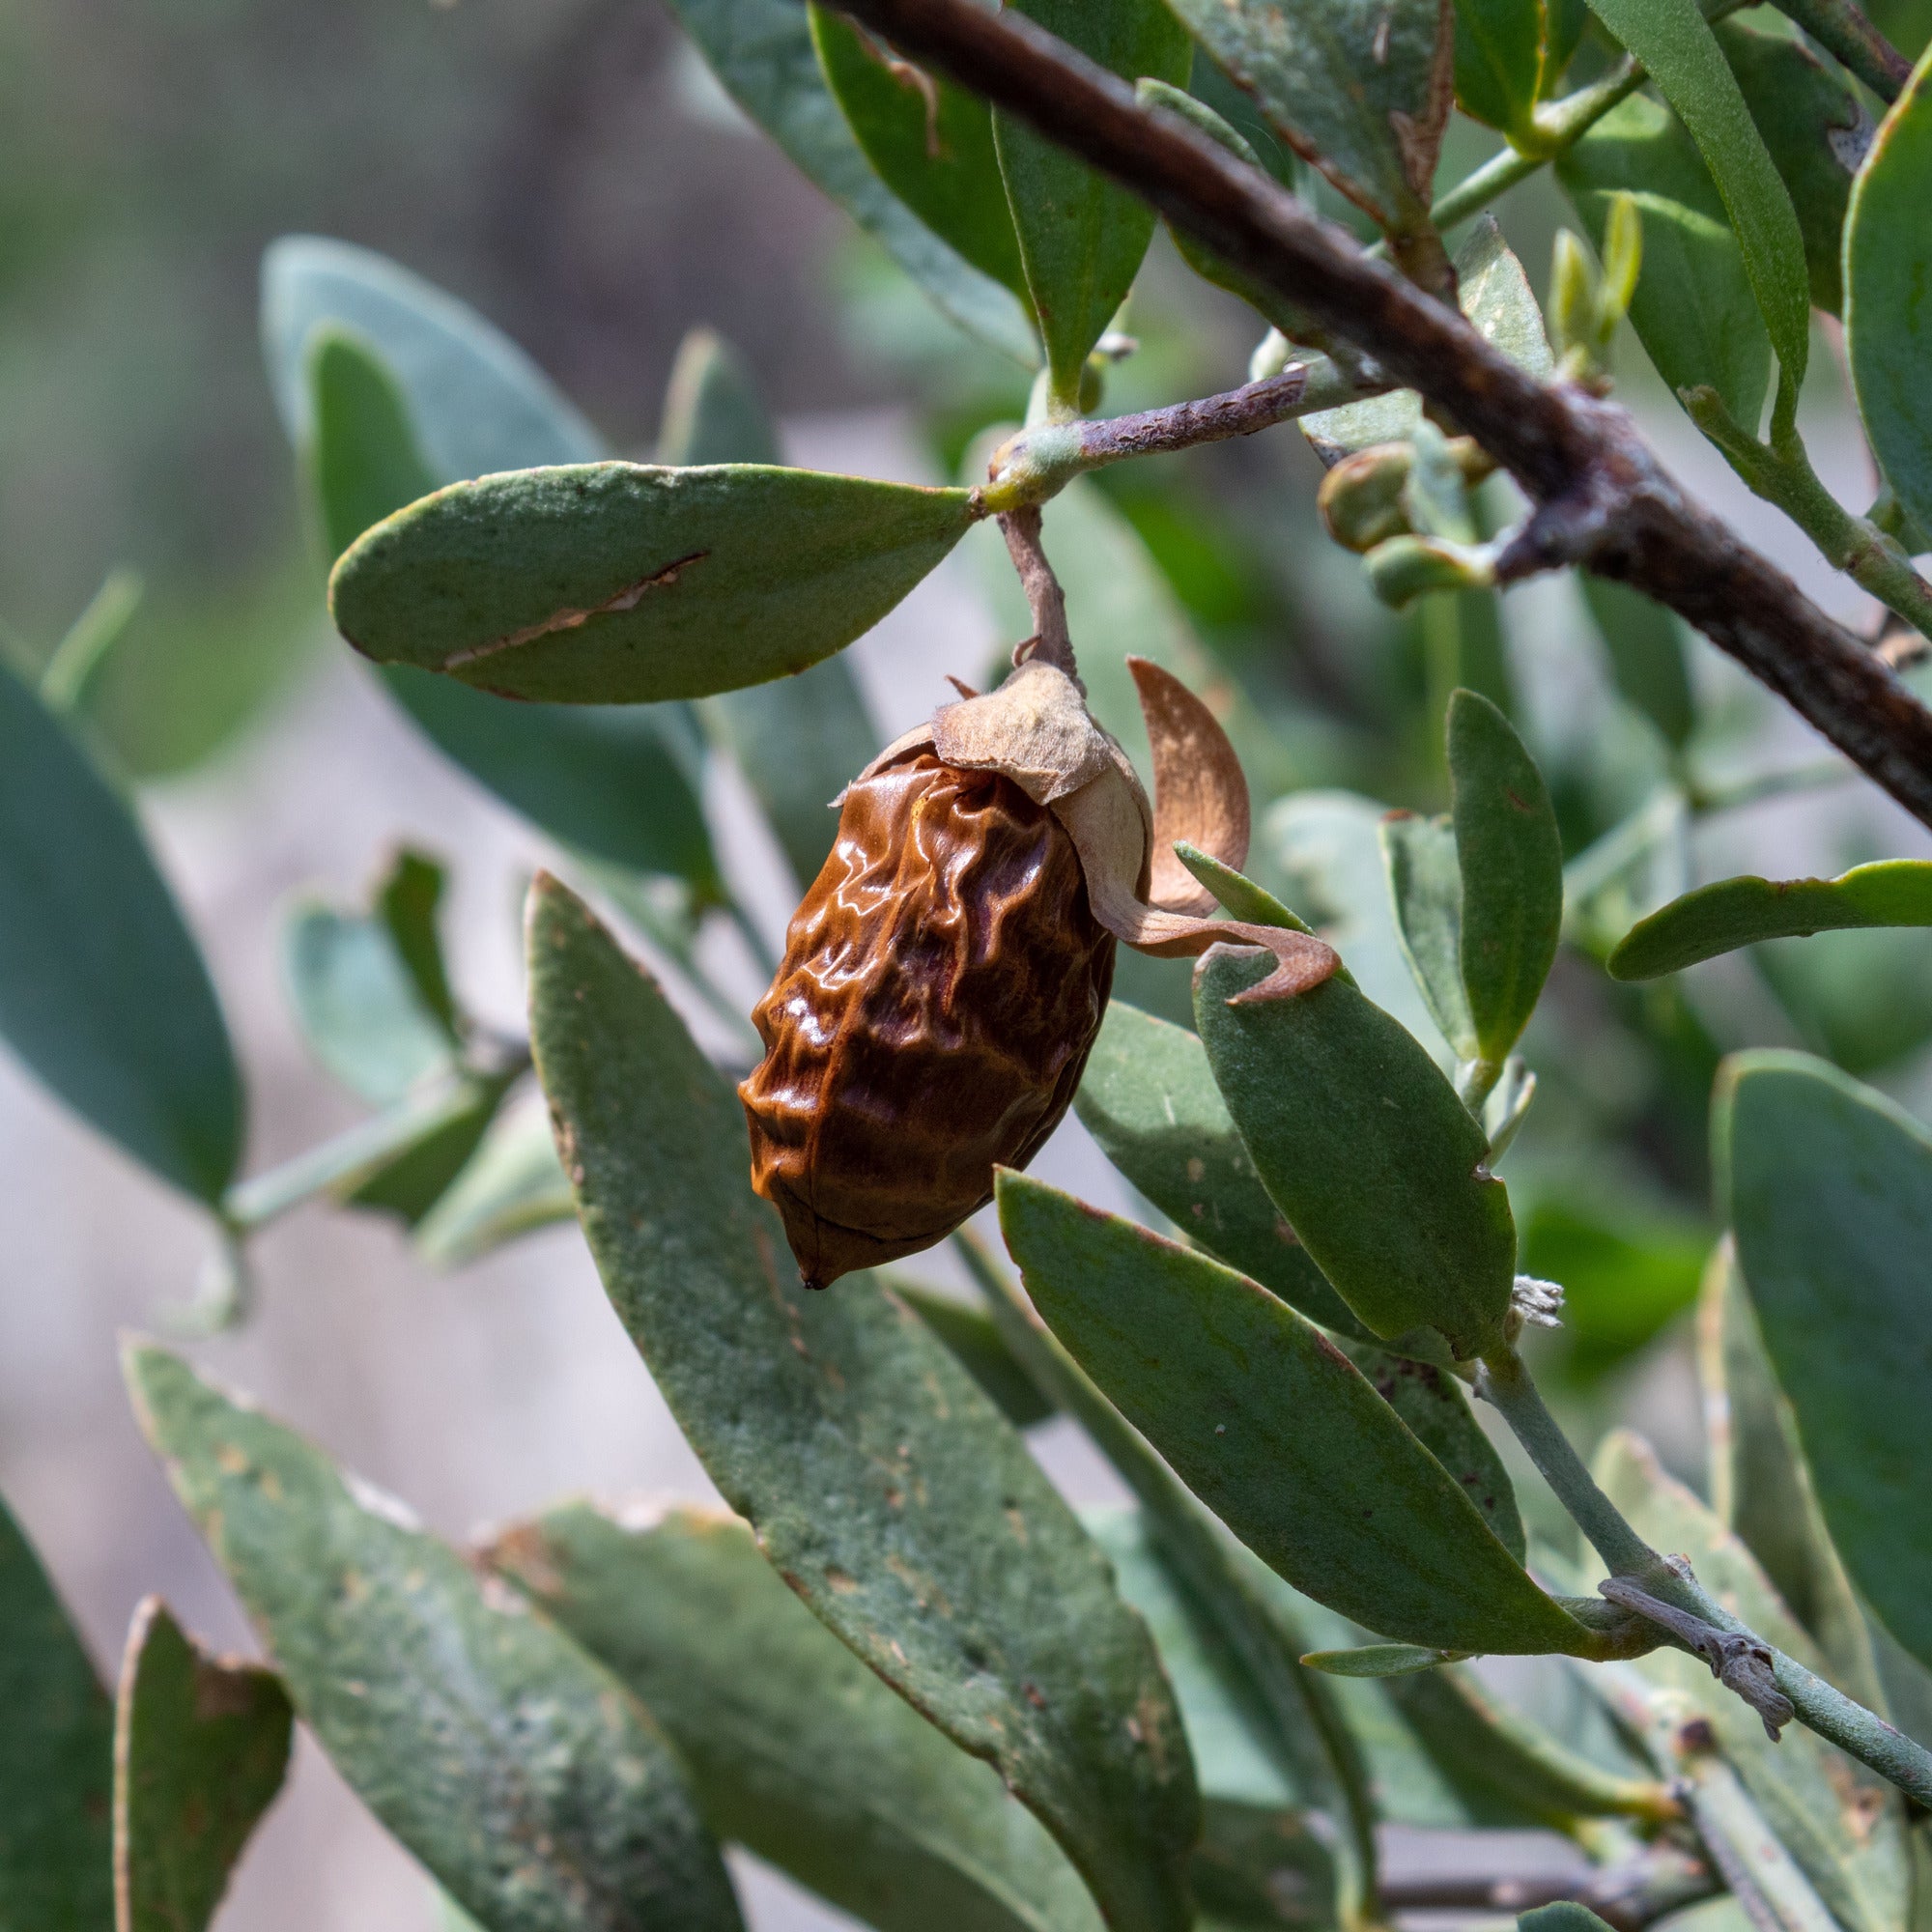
[829,0,1932,831]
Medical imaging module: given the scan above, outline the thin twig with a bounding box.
[981,359,1379,511]
[1600,1576,1795,1741]
[998,504,1079,679]
[1479,1343,1932,1806]
[829,0,1932,834]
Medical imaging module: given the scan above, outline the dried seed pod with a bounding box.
[741,751,1115,1288]
[741,654,1342,1288]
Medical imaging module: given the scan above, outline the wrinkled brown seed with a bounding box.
[740,751,1116,1289]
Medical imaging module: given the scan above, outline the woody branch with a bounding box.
[828,0,1932,834]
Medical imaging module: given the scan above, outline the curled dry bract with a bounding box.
[739,651,1340,1287]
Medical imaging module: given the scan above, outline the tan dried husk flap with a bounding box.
[857,654,1338,1003]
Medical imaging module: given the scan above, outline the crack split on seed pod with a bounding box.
[862,654,1338,1004]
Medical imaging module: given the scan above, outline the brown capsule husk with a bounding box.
[740,655,1339,1290]
[739,748,1115,1289]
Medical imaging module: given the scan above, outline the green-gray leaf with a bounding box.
[1301,216,1548,466]
[992,0,1190,406]
[656,327,880,893]
[1580,575,1696,749]
[1558,94,1772,430]
[1582,0,1810,400]
[125,1344,743,1932]
[526,876,1199,1932]
[1596,1428,1908,1932]
[1455,0,1587,135]
[1165,0,1451,246]
[1252,792,1448,1061]
[283,881,456,1110]
[811,6,1030,299]
[1195,950,1518,1359]
[488,1503,1103,1932]
[413,1093,576,1268]
[1074,1000,1370,1339]
[329,462,976,704]
[305,327,727,893]
[0,657,242,1202]
[893,1284,1058,1428]
[1845,41,1932,544]
[114,1597,294,1932]
[1718,1051,1932,1682]
[1719,17,1869,317]
[0,1485,112,1927]
[1449,689,1563,1066]
[262,235,601,479]
[998,1173,1596,1657]
[1344,1344,1524,1562]
[664,0,1038,364]
[1608,860,1932,979]
[1696,1242,1883,1708]
[1081,1507,1303,1809]
[1381,812,1477,1061]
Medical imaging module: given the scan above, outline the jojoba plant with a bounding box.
[6,0,1932,1925]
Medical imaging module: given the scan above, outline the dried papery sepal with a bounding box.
[1130,656,1250,916]
[869,655,1339,1004]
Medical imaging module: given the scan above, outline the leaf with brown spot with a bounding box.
[328,463,978,704]
[124,1345,741,1932]
[114,1597,293,1932]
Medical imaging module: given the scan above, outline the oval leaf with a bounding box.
[1165,0,1453,256]
[811,6,1031,298]
[1846,39,1932,543]
[1582,0,1810,399]
[262,234,602,479]
[1696,1243,1883,1705]
[305,326,727,890]
[1579,575,1696,749]
[329,462,977,704]
[1720,18,1869,317]
[0,659,242,1202]
[1346,1344,1524,1561]
[124,1345,744,1932]
[1455,0,1584,135]
[413,1092,575,1268]
[1608,859,1932,979]
[1380,812,1477,1061]
[1557,95,1773,428]
[488,1503,1103,1932]
[114,1598,294,1932]
[664,0,1037,363]
[1718,1051,1932,1682]
[526,876,1199,1932]
[992,0,1191,406]
[1302,1644,1461,1677]
[1253,791,1449,1060]
[1074,1000,1371,1339]
[1195,949,1518,1359]
[1449,689,1563,1066]
[1,1487,113,1925]
[996,1172,1594,1657]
